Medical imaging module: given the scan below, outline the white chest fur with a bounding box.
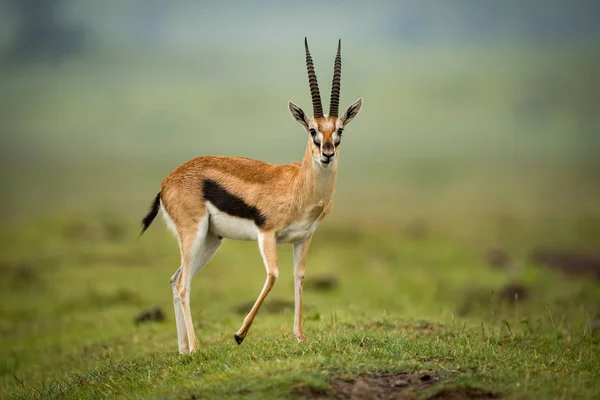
[276,202,325,244]
[275,219,320,244]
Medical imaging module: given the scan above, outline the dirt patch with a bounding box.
[531,249,600,281]
[294,371,442,399]
[294,384,329,398]
[484,249,512,269]
[134,306,166,325]
[233,298,296,315]
[497,283,529,303]
[304,275,338,292]
[427,386,500,399]
[403,219,430,240]
[5,261,38,282]
[0,260,46,290]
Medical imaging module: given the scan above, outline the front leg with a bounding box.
[234,231,278,344]
[292,235,313,342]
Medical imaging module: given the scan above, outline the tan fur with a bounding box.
[315,116,339,139]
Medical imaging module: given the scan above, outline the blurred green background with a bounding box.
[1,2,600,398]
[1,0,599,229]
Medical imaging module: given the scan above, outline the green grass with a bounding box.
[1,43,600,399]
[1,213,599,399]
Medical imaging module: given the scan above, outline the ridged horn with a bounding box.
[329,39,342,117]
[304,37,323,118]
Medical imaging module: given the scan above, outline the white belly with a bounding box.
[206,202,259,241]
[206,203,323,244]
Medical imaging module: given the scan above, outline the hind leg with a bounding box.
[183,233,222,352]
[170,267,188,354]
[172,214,222,354]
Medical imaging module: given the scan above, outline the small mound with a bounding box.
[304,275,338,292]
[427,386,500,399]
[134,306,166,325]
[485,249,512,269]
[497,283,529,303]
[531,249,600,281]
[294,371,441,399]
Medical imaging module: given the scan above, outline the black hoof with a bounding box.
[234,334,244,345]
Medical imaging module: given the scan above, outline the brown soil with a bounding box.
[484,249,512,269]
[134,306,165,325]
[427,387,500,399]
[403,219,430,240]
[304,275,339,291]
[293,371,442,399]
[0,260,41,288]
[531,249,600,281]
[497,283,529,303]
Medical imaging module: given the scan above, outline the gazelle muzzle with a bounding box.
[320,141,335,164]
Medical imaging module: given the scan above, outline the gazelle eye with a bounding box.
[309,128,317,137]
[337,128,344,136]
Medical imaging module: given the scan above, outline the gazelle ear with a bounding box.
[288,101,310,130]
[341,98,363,126]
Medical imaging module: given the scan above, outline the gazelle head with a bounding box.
[289,38,363,168]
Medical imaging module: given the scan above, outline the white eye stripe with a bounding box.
[311,131,324,147]
[311,130,342,147]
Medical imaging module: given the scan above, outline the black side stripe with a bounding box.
[202,179,266,227]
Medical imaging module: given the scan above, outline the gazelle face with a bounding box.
[308,117,342,167]
[289,98,363,168]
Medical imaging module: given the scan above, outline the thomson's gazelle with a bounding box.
[140,38,363,354]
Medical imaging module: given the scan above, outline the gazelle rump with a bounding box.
[140,38,363,355]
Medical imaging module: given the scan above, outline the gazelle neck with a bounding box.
[298,141,338,205]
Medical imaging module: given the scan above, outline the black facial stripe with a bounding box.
[203,179,266,227]
[313,140,321,147]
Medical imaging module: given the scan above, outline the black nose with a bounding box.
[322,142,335,158]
